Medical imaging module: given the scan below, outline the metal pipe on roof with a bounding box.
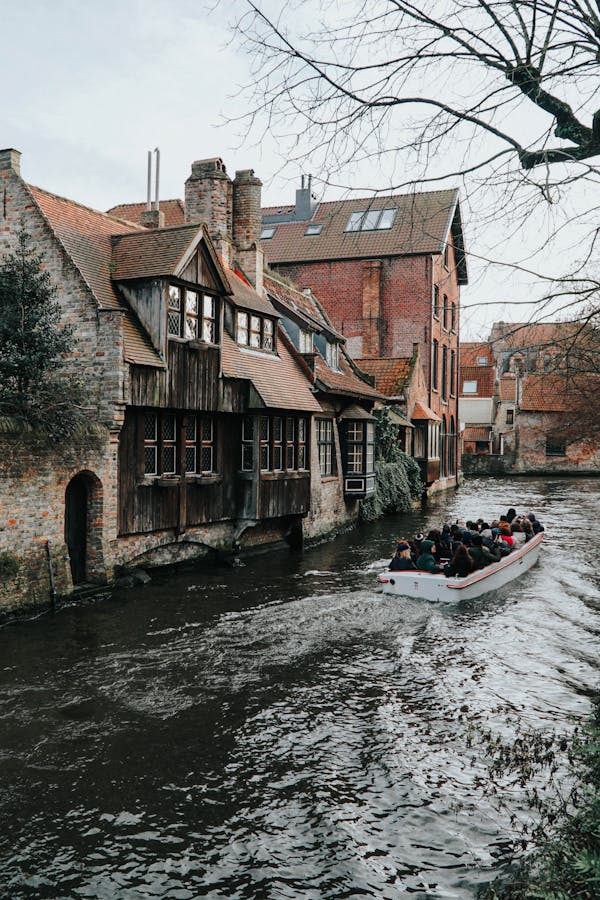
[154,147,160,211]
[146,150,152,211]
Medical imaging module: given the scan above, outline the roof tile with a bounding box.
[356,357,412,398]
[262,189,460,265]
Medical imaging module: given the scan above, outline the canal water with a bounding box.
[1,476,599,899]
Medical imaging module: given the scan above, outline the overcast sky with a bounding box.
[2,0,591,341]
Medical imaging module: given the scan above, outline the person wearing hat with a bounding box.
[389,542,417,571]
[416,540,443,573]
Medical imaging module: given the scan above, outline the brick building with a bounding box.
[461,322,600,473]
[260,182,467,491]
[0,150,382,612]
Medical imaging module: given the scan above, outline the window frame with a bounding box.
[462,380,477,394]
[142,410,216,478]
[344,207,397,232]
[236,310,276,353]
[167,284,219,344]
[432,339,439,391]
[316,418,336,476]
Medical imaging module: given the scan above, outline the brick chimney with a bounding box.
[140,209,165,229]
[185,157,233,266]
[0,149,21,176]
[232,168,264,294]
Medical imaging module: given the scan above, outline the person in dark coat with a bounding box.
[527,513,544,533]
[506,508,517,523]
[416,540,443,573]
[389,542,417,571]
[444,543,473,578]
[469,533,501,569]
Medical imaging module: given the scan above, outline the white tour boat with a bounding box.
[377,531,544,602]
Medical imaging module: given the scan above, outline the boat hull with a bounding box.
[377,532,544,602]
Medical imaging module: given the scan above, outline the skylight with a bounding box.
[260,226,276,240]
[304,223,323,236]
[345,207,397,232]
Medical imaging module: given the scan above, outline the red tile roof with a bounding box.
[463,426,492,442]
[460,342,493,366]
[107,199,185,228]
[221,332,321,412]
[413,400,442,422]
[489,321,580,350]
[264,272,338,335]
[520,375,570,412]
[459,365,494,396]
[356,357,412,399]
[28,185,162,368]
[226,267,276,316]
[111,224,206,281]
[498,375,517,402]
[313,354,382,400]
[261,190,465,275]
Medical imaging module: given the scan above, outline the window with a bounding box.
[316,418,336,475]
[345,421,376,475]
[444,243,450,268]
[441,345,448,401]
[345,207,396,232]
[326,340,340,370]
[143,411,214,477]
[299,329,313,353]
[167,285,217,343]
[506,409,514,425]
[462,380,477,394]
[546,436,566,457]
[305,223,322,236]
[432,339,439,390]
[433,285,440,318]
[236,311,275,352]
[442,294,448,330]
[237,311,249,345]
[477,355,489,366]
[202,295,216,343]
[261,226,276,239]
[451,303,456,332]
[250,315,262,348]
[241,416,254,471]
[184,415,214,474]
[450,349,456,396]
[242,415,308,472]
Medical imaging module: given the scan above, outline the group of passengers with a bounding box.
[389,509,544,578]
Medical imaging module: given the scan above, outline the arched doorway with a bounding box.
[65,471,105,585]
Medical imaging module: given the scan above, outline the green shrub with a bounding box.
[360,452,423,522]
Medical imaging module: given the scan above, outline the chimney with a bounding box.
[295,174,317,221]
[0,149,21,176]
[140,209,165,229]
[185,157,233,266]
[232,168,264,294]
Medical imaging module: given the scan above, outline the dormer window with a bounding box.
[345,207,396,232]
[299,329,313,353]
[326,340,339,370]
[168,285,218,343]
[236,311,275,352]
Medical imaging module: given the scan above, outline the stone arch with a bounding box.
[64,470,105,585]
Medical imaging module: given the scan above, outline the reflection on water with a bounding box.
[0,477,599,898]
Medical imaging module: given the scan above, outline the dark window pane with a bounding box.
[144,446,157,475]
[144,413,157,441]
[201,446,213,472]
[185,447,196,473]
[162,446,176,474]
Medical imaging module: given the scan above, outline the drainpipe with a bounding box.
[45,540,57,609]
